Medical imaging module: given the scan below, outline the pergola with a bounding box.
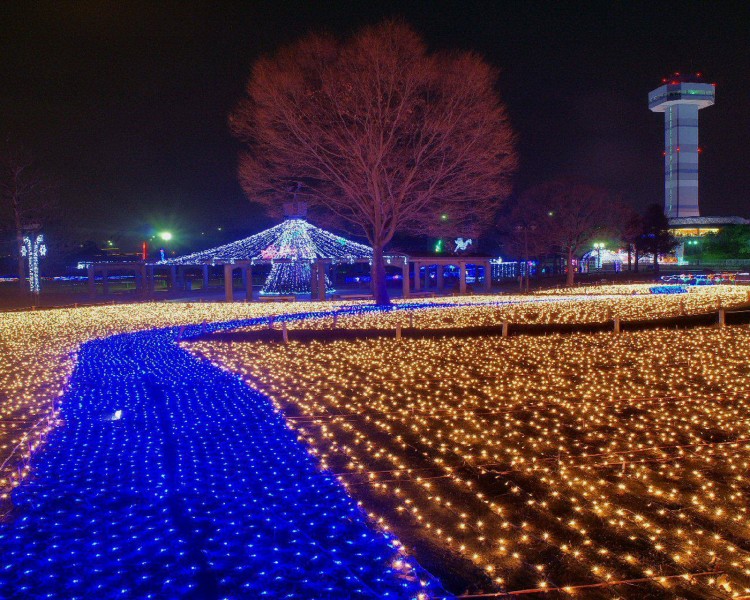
[408,257,493,296]
[85,262,149,297]
[85,255,493,301]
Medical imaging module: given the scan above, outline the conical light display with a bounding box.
[158,218,373,295]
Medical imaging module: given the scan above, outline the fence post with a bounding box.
[502,321,509,337]
[282,321,289,343]
[614,316,621,334]
[333,313,338,329]
[396,324,402,340]
[718,308,726,327]
[409,313,414,328]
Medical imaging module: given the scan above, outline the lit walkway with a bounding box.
[0,316,443,599]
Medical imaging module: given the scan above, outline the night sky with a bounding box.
[1,1,748,252]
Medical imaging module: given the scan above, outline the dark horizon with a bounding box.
[1,0,748,252]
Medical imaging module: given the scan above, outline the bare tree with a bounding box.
[230,20,517,304]
[637,203,678,273]
[620,210,643,272]
[500,196,549,292]
[0,145,55,291]
[524,181,614,286]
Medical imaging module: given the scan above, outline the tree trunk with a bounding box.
[634,247,639,273]
[371,244,390,305]
[16,232,26,291]
[566,248,575,287]
[525,262,531,293]
[653,249,659,273]
[13,186,26,291]
[627,244,632,272]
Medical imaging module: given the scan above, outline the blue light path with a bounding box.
[0,307,452,599]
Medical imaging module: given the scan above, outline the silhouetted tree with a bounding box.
[522,181,614,286]
[621,211,644,272]
[500,195,549,291]
[637,203,678,273]
[701,225,750,260]
[230,20,517,304]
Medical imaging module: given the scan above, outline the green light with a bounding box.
[434,239,443,253]
[159,231,173,241]
[441,214,448,221]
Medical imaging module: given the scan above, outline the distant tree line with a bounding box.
[501,180,678,286]
[699,225,750,261]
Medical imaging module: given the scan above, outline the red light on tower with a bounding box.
[142,241,148,261]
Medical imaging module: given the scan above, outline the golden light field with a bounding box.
[236,285,749,332]
[535,283,676,296]
[190,321,750,597]
[0,287,746,503]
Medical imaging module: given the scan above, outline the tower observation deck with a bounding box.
[649,73,715,218]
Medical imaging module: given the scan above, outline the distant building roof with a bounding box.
[669,216,749,228]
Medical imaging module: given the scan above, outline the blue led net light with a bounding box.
[0,310,449,599]
[649,285,688,294]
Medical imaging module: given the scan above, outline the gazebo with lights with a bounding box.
[151,203,408,301]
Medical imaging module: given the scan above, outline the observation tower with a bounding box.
[649,73,715,218]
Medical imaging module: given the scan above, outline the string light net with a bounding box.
[0,314,446,599]
[157,218,373,295]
